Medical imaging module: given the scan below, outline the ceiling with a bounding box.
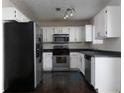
[10,0,120,21]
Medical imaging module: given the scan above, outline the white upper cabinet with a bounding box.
[43,27,54,42]
[46,27,54,42]
[105,6,121,38]
[75,27,84,42]
[69,26,84,42]
[43,27,47,42]
[94,6,121,38]
[92,25,103,44]
[43,26,85,42]
[61,27,70,34]
[53,27,61,34]
[84,25,93,42]
[53,27,70,34]
[3,7,30,22]
[69,27,76,42]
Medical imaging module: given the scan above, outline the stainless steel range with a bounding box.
[53,45,70,71]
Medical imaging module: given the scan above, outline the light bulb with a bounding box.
[64,16,67,19]
[70,13,73,16]
[66,14,69,18]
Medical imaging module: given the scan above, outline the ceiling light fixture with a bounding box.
[64,8,75,20]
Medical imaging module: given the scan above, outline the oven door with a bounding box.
[53,55,70,70]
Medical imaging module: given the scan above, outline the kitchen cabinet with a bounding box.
[43,27,47,42]
[75,27,84,42]
[53,27,70,34]
[61,27,70,34]
[46,27,54,42]
[70,53,85,74]
[43,52,52,71]
[80,54,85,74]
[70,52,81,69]
[43,26,85,42]
[43,27,70,42]
[69,27,76,42]
[94,6,121,39]
[3,7,30,22]
[70,27,84,42]
[91,57,121,93]
[92,25,103,44]
[43,27,54,42]
[53,27,61,34]
[84,25,92,42]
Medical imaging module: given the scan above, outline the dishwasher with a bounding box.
[85,55,91,84]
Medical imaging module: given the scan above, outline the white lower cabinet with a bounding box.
[80,54,85,75]
[70,52,80,69]
[91,57,121,93]
[70,52,85,74]
[43,52,52,71]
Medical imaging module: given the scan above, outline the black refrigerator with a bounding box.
[4,21,43,92]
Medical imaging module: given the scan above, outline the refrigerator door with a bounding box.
[4,21,35,91]
[35,24,43,87]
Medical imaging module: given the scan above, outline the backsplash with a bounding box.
[91,38,121,51]
[43,43,90,49]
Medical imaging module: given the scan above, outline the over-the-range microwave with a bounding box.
[53,34,69,44]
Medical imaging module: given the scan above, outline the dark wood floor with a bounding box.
[31,71,96,93]
[4,71,97,93]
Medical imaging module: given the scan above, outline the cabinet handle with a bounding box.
[106,31,107,35]
[105,10,107,13]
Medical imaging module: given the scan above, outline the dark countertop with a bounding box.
[43,48,94,52]
[43,49,53,52]
[81,51,121,57]
[43,49,121,57]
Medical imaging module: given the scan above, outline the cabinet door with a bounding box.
[94,57,121,93]
[80,54,85,74]
[54,27,61,34]
[106,6,121,37]
[70,27,76,42]
[92,21,103,44]
[15,9,24,22]
[85,25,92,42]
[61,27,70,34]
[91,57,95,87]
[70,53,78,68]
[70,53,80,69]
[75,27,83,42]
[95,9,106,39]
[3,7,16,21]
[46,27,53,42]
[43,53,52,71]
[43,28,47,42]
